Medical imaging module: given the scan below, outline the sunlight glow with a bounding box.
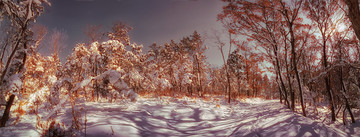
[336,23,347,32]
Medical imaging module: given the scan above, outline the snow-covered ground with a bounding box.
[1,96,359,137]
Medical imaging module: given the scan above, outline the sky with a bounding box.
[36,0,227,67]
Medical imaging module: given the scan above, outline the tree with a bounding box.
[31,24,48,52]
[84,24,103,43]
[218,0,290,105]
[227,48,245,97]
[305,0,343,121]
[212,29,233,103]
[0,0,50,127]
[332,32,356,124]
[48,29,67,55]
[278,0,307,117]
[108,22,132,45]
[181,31,208,97]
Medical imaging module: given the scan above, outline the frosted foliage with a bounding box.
[116,67,125,73]
[22,86,49,112]
[130,69,143,82]
[49,78,72,106]
[302,86,313,104]
[8,74,23,95]
[125,51,138,62]
[79,78,91,88]
[182,73,193,85]
[45,69,138,118]
[90,42,99,53]
[48,75,57,85]
[95,70,119,83]
[94,70,138,99]
[120,89,137,100]
[108,70,122,84]
[101,40,125,51]
[35,65,44,72]
[159,78,171,89]
[1,0,50,23]
[114,80,128,90]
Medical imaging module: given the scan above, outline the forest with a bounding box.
[0,0,359,136]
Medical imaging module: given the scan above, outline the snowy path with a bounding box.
[0,97,355,137]
[82,97,349,137]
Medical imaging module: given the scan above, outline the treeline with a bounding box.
[0,0,271,129]
[24,23,270,101]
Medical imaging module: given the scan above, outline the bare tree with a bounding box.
[218,0,290,106]
[31,24,48,52]
[108,21,133,45]
[278,0,307,117]
[213,29,233,103]
[84,24,103,43]
[305,0,344,121]
[49,29,67,55]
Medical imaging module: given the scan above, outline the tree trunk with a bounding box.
[340,66,355,124]
[0,27,27,83]
[289,27,306,116]
[284,42,295,111]
[0,25,28,127]
[245,52,250,97]
[289,21,306,116]
[278,83,283,103]
[276,59,290,108]
[342,107,346,125]
[344,0,360,41]
[321,37,336,121]
[336,3,357,122]
[294,58,306,117]
[196,54,202,97]
[237,76,241,97]
[286,67,295,111]
[0,94,15,127]
[227,32,232,104]
[227,71,231,103]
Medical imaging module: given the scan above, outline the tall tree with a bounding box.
[278,0,307,116]
[227,48,246,97]
[0,0,50,127]
[304,0,341,121]
[333,33,356,124]
[218,0,290,105]
[213,30,233,103]
[181,31,208,97]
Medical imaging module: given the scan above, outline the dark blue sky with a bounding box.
[36,0,225,66]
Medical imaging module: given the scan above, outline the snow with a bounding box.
[79,78,91,88]
[1,96,357,137]
[35,65,44,72]
[8,74,23,95]
[159,78,171,89]
[22,86,49,112]
[47,75,57,84]
[182,73,193,85]
[129,69,143,82]
[26,0,33,20]
[0,116,41,137]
